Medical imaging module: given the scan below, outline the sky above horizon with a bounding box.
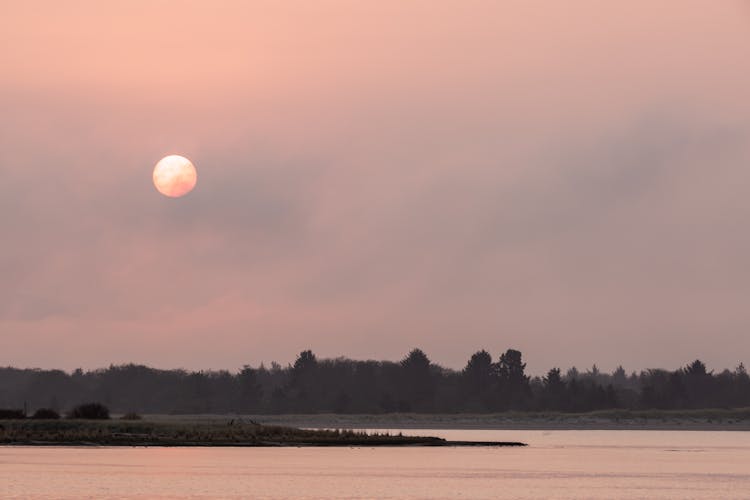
[2,1,750,374]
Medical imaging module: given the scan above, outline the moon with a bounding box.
[153,155,197,198]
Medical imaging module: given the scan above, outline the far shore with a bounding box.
[145,409,750,431]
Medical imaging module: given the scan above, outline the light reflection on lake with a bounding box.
[2,430,749,499]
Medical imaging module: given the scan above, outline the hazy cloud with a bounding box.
[1,1,749,372]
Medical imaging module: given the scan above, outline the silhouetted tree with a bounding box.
[543,368,563,389]
[293,350,318,375]
[566,366,579,380]
[495,349,530,409]
[536,368,565,410]
[289,350,319,411]
[612,366,627,387]
[462,350,496,410]
[683,359,713,408]
[400,349,435,411]
[685,359,708,377]
[238,366,262,413]
[464,350,494,389]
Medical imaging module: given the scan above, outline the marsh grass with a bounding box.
[493,408,750,423]
[0,419,450,446]
[211,408,750,431]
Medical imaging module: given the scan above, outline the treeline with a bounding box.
[1,349,748,414]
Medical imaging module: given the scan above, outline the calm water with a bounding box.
[2,430,750,499]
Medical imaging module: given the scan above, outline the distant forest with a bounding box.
[1,349,749,414]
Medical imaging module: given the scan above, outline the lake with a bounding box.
[2,430,749,499]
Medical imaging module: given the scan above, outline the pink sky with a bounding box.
[1,1,750,373]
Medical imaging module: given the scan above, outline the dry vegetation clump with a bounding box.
[68,403,110,420]
[31,408,60,419]
[0,409,25,419]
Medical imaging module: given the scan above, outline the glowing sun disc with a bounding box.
[153,155,197,198]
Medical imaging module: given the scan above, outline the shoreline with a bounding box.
[0,419,525,447]
[1,440,526,448]
[147,410,750,431]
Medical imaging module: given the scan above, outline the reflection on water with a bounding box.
[2,430,749,499]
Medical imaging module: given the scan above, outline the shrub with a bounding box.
[120,412,142,420]
[32,408,60,419]
[0,409,25,419]
[68,403,110,420]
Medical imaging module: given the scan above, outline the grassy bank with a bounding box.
[161,408,750,431]
[0,419,525,447]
